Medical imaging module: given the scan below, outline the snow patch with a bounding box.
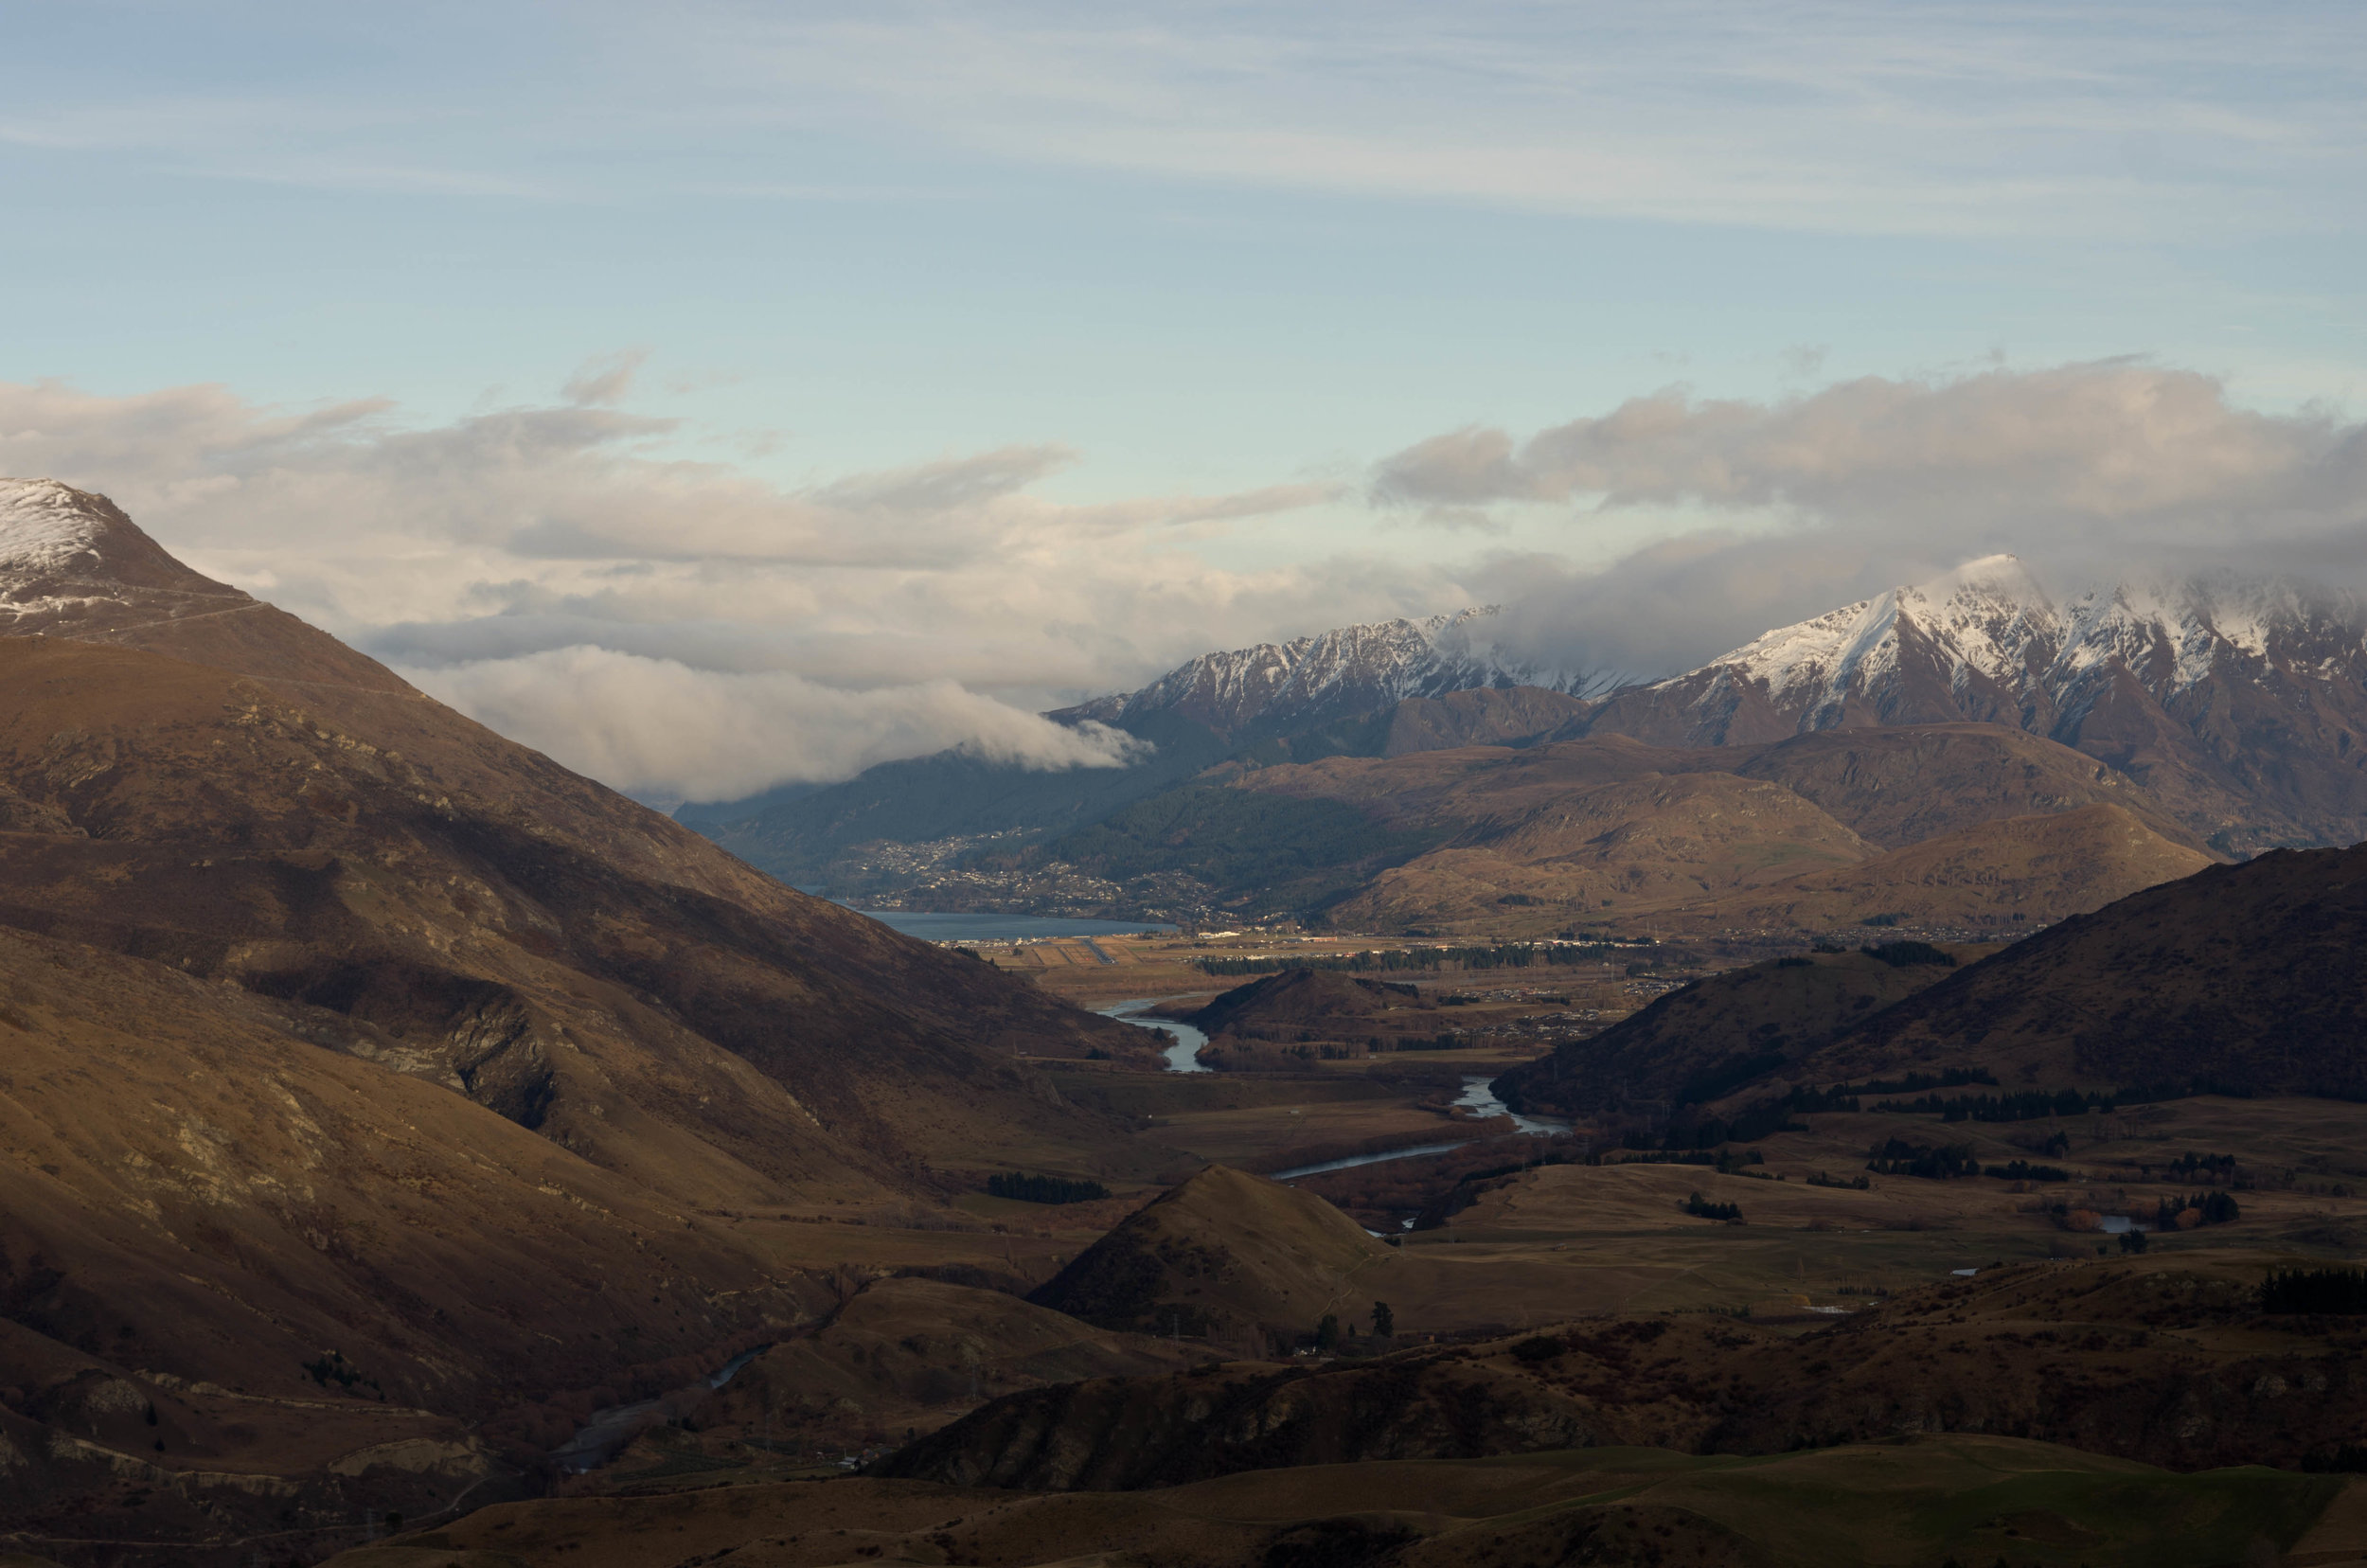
[0,479,108,576]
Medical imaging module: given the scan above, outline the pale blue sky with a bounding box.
[3,2,2363,797]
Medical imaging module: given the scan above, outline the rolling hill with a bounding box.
[1025,1166,1390,1349]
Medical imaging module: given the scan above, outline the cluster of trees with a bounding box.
[2162,1150,2248,1187]
[2262,1267,2367,1314]
[1984,1159,2072,1183]
[1628,1101,1802,1149]
[1860,1068,1999,1094]
[1787,1069,1995,1115]
[1876,1087,2118,1122]
[1308,1301,1396,1352]
[1806,1170,1872,1190]
[986,1173,1111,1204]
[300,1350,383,1398]
[1865,1139,1981,1179]
[1615,1145,1753,1168]
[2156,1189,2241,1229]
[1681,1191,1743,1221]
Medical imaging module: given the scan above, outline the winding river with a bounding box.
[1267,1078,1573,1181]
[1094,998,1212,1073]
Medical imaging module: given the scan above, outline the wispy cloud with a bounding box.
[5,3,2359,236]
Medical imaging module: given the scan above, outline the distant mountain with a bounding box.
[1586,556,2367,852]
[1051,607,1589,739]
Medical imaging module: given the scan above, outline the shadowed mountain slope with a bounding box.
[1492,947,1973,1119]
[1796,839,2367,1097]
[1506,835,2367,1115]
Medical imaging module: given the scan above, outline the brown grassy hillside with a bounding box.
[1678,804,2215,933]
[1188,968,1420,1039]
[1325,772,1872,933]
[1229,726,2209,935]
[1722,724,2201,851]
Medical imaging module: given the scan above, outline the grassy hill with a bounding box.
[1025,1166,1389,1349]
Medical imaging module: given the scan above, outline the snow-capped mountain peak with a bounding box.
[0,478,116,578]
[0,477,248,631]
[1054,605,1585,736]
[1700,554,2057,716]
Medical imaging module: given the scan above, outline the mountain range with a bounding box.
[693,555,2367,928]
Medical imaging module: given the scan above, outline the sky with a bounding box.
[1,1,2363,802]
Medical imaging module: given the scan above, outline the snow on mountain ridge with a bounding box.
[0,478,113,579]
[1068,557,2367,747]
[1058,605,1586,735]
[1675,555,2367,730]
[1696,554,2058,721]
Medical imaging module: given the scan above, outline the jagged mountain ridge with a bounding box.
[1052,606,1589,739]
[1583,556,2367,850]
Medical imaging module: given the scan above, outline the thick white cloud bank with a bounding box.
[0,359,2358,802]
[417,648,1149,803]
